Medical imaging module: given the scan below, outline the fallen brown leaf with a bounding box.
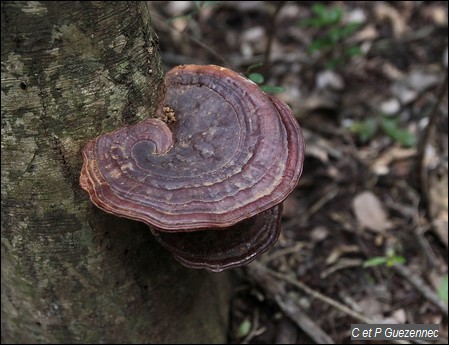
[352,191,392,233]
[375,3,408,38]
[371,146,416,175]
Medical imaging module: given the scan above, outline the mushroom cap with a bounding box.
[152,205,282,272]
[80,65,304,231]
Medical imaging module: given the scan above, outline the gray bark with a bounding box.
[1,2,230,343]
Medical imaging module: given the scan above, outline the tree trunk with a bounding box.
[1,2,230,343]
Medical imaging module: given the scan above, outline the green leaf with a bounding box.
[349,118,378,143]
[308,37,334,52]
[311,3,328,17]
[340,22,362,39]
[248,73,264,84]
[327,23,360,43]
[300,4,342,28]
[363,256,388,267]
[326,57,346,69]
[166,13,193,24]
[438,274,448,305]
[312,4,342,25]
[236,318,251,338]
[300,17,328,28]
[345,45,363,57]
[381,117,417,147]
[380,116,398,131]
[328,27,344,42]
[260,85,285,94]
[386,255,406,267]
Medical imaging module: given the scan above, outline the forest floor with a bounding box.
[149,2,448,343]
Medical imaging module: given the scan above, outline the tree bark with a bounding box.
[1,2,230,343]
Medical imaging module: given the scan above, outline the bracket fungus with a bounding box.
[80,65,305,272]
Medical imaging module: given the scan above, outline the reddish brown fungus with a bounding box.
[80,65,305,272]
[152,205,282,272]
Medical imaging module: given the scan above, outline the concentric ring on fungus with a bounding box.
[80,65,305,272]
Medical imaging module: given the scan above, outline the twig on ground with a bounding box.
[261,242,307,263]
[248,261,375,324]
[274,294,335,344]
[416,71,448,215]
[385,182,441,269]
[393,264,448,317]
[247,262,335,344]
[248,262,418,344]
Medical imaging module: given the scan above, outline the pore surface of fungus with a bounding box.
[152,205,282,272]
[80,65,305,271]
